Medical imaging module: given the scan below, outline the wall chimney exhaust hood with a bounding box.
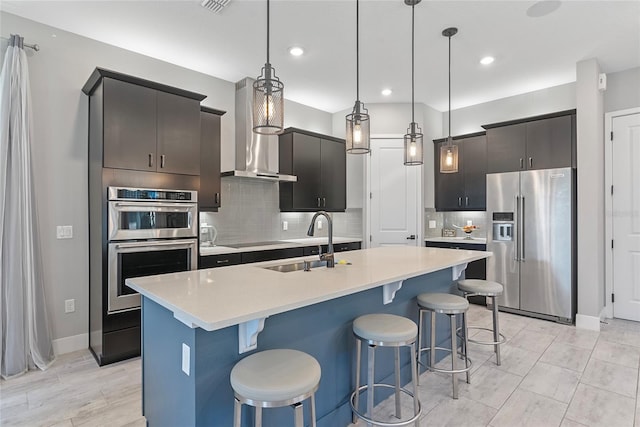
[221,78,296,182]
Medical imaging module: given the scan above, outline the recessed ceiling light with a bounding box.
[289,46,304,57]
[381,88,392,96]
[480,56,495,66]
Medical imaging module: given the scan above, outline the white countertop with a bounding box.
[127,246,491,332]
[425,237,487,245]
[199,236,361,256]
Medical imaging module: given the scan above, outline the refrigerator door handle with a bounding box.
[515,195,520,261]
[521,196,525,262]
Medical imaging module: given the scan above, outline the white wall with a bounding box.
[0,12,333,347]
[604,67,640,113]
[576,59,606,328]
[443,82,576,135]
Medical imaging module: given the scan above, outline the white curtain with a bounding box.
[0,34,54,379]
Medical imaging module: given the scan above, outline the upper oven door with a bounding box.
[108,201,197,241]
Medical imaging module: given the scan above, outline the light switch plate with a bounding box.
[56,225,73,239]
[182,343,190,375]
[466,220,473,226]
[317,220,323,230]
[282,221,288,231]
[64,299,75,313]
[428,220,436,229]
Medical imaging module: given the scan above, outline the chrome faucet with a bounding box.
[307,211,334,268]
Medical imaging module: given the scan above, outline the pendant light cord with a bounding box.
[266,0,270,64]
[448,33,451,140]
[411,4,415,124]
[356,0,360,102]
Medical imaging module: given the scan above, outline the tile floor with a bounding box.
[1,304,638,427]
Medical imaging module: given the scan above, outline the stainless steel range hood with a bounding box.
[221,78,296,182]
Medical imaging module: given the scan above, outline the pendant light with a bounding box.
[404,0,423,166]
[346,0,370,154]
[439,27,459,173]
[253,0,284,135]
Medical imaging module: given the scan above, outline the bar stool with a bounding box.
[457,279,506,366]
[416,293,471,399]
[230,349,321,427]
[351,313,422,426]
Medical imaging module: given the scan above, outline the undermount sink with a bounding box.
[262,260,327,273]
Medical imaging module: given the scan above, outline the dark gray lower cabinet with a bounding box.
[198,253,242,269]
[199,242,362,269]
[425,241,486,305]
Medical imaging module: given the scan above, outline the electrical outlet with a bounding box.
[317,220,323,230]
[428,220,437,229]
[466,220,473,226]
[56,225,73,239]
[182,343,190,375]
[64,299,75,313]
[282,221,288,231]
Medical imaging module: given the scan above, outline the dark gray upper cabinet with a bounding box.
[199,107,225,211]
[434,133,486,211]
[157,91,201,175]
[103,78,157,171]
[485,110,575,173]
[279,128,346,212]
[486,123,526,173]
[83,68,206,176]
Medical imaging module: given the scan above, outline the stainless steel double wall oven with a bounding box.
[90,185,198,365]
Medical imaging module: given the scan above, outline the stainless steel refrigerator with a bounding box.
[486,167,575,323]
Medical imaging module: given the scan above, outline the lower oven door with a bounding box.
[108,239,197,314]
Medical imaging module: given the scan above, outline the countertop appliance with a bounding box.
[486,167,575,323]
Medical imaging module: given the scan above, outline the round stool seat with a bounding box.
[230,349,321,403]
[458,279,504,296]
[417,293,469,314]
[353,313,417,344]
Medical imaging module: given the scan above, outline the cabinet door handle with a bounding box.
[148,153,153,168]
[520,158,524,169]
[529,157,533,168]
[214,192,220,205]
[160,155,166,168]
[323,197,326,208]
[465,196,469,206]
[317,197,321,208]
[406,235,416,240]
[458,197,462,207]
[216,259,229,264]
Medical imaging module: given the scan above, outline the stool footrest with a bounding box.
[417,347,473,375]
[350,384,422,427]
[457,326,507,346]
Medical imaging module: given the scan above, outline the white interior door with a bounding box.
[369,138,420,247]
[612,112,640,321]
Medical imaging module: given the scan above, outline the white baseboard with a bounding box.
[576,313,601,331]
[52,333,88,355]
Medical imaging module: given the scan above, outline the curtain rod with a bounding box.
[1,35,40,52]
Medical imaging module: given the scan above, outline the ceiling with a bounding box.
[3,0,639,113]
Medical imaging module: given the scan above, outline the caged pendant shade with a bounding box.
[404,0,423,166]
[346,0,370,154]
[440,27,459,173]
[253,0,284,135]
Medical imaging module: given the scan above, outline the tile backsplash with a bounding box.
[200,177,363,245]
[424,208,487,239]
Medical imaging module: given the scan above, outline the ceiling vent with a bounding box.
[200,0,231,14]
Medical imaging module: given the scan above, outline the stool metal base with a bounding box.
[350,384,422,427]
[417,347,472,375]
[233,388,318,427]
[461,294,505,366]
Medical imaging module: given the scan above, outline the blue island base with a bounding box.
[142,268,460,427]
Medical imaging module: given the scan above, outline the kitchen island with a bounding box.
[127,246,490,427]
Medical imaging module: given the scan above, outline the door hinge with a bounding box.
[611,293,615,303]
[369,234,372,242]
[611,185,614,195]
[369,192,373,199]
[610,131,614,141]
[611,239,614,249]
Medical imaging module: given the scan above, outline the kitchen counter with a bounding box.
[130,246,491,427]
[199,236,361,256]
[425,236,486,245]
[128,246,488,332]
